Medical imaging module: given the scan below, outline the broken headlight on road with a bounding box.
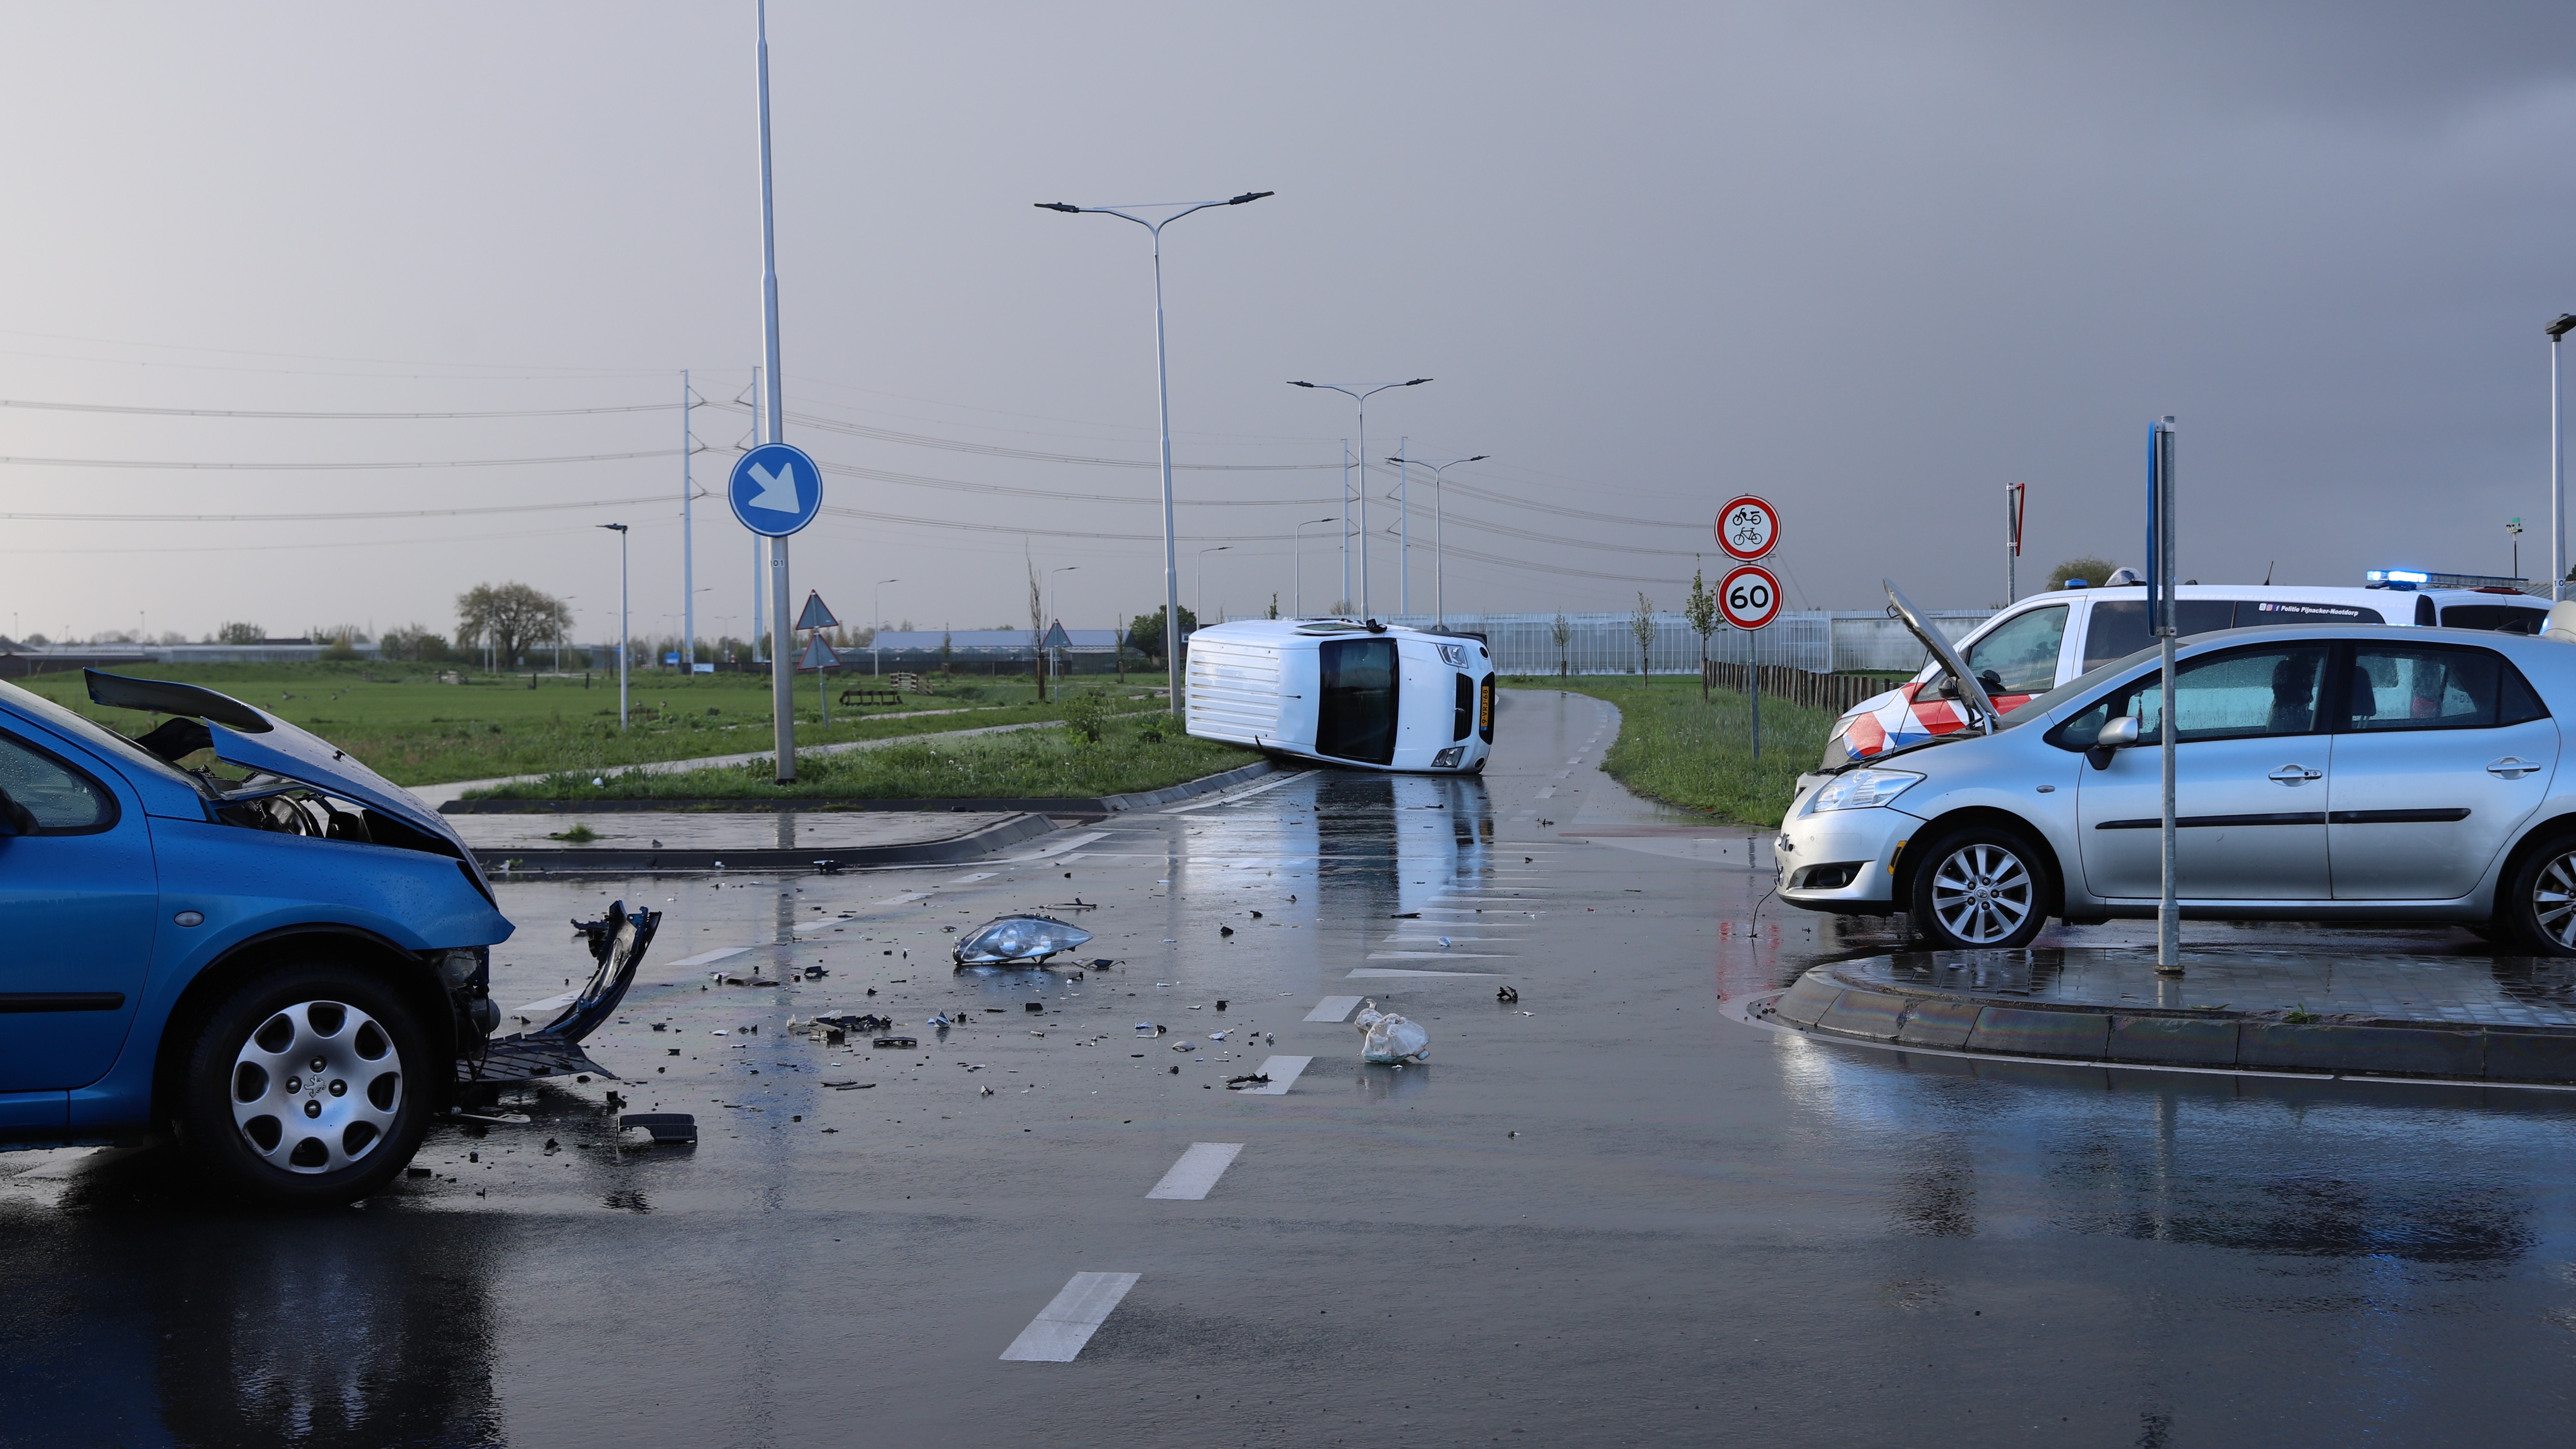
[953,914,1094,967]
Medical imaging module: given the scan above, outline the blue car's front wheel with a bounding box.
[177,960,434,1205]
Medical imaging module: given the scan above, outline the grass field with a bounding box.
[7,662,1169,787]
[1505,675,1841,827]
[471,711,1261,802]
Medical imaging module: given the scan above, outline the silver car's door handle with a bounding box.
[2268,764,2323,783]
[2489,757,2543,779]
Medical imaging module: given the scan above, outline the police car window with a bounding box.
[2440,604,2548,635]
[1962,606,2066,695]
[0,732,113,831]
[2080,600,2239,671]
[2345,646,2545,731]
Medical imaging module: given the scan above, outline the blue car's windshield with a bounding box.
[0,677,212,798]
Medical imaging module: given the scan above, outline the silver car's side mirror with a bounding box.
[2087,715,2140,771]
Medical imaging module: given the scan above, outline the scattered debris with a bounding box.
[813,1013,891,1033]
[1088,957,1114,969]
[1215,999,1228,1012]
[620,1113,698,1144]
[1224,1074,1271,1090]
[873,1036,917,1049]
[1023,1002,1045,1013]
[1249,910,1263,919]
[1219,926,1235,937]
[1390,911,1421,919]
[980,1085,995,1096]
[1354,999,1431,1064]
[1172,1042,1196,1052]
[1208,1031,1227,1041]
[1496,986,1521,1004]
[406,1166,432,1179]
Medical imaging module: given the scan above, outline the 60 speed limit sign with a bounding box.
[1718,563,1782,630]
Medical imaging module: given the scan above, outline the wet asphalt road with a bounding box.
[8,689,2576,1448]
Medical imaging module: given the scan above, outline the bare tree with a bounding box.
[1551,613,1572,678]
[1026,556,1048,701]
[456,582,573,670]
[1629,593,1656,677]
[1683,565,1719,701]
[215,621,265,645]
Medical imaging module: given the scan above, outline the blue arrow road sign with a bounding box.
[728,443,823,537]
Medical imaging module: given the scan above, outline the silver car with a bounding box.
[1776,588,2576,952]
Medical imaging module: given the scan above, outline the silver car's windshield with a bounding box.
[0,677,213,798]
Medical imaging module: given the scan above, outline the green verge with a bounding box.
[469,713,1261,801]
[7,662,1168,786]
[1504,675,1840,828]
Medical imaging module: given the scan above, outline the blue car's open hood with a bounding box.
[206,720,463,848]
[83,670,464,852]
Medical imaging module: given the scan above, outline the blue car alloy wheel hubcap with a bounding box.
[229,1000,404,1173]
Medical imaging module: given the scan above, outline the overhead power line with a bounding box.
[817,504,1309,544]
[0,398,680,420]
[711,399,1332,471]
[0,448,678,471]
[0,492,683,523]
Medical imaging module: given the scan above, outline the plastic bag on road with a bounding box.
[1352,999,1430,1064]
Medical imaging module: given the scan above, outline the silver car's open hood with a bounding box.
[1884,579,1999,732]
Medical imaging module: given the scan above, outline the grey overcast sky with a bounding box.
[5,2,2576,646]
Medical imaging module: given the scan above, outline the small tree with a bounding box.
[1551,613,1572,677]
[2048,556,2119,590]
[1630,593,1656,677]
[1266,592,1280,620]
[1125,606,1198,665]
[455,582,573,670]
[1683,565,1720,701]
[215,621,265,645]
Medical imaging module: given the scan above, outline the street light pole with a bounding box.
[2551,315,2576,601]
[1287,379,1429,617]
[1391,456,1486,627]
[1037,190,1272,713]
[1195,546,1230,631]
[1294,516,1337,617]
[1396,436,1409,614]
[598,524,630,730]
[681,369,695,675]
[871,577,898,676]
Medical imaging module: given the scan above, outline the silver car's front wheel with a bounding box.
[230,1000,404,1173]
[1910,829,2049,950]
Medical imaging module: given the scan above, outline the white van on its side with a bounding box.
[1828,581,2550,765]
[1184,619,1495,772]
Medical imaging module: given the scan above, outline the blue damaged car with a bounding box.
[0,670,656,1205]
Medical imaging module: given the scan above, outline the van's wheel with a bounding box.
[1907,825,2051,950]
[174,960,432,1205]
[2504,830,2576,957]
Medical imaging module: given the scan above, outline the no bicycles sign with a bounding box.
[1714,495,1779,562]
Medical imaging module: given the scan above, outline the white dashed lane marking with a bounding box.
[1305,995,1364,1022]
[1349,968,1508,978]
[999,1273,1141,1362]
[1240,1055,1311,1094]
[1145,1143,1244,1200]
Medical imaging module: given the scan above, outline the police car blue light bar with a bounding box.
[2365,568,2529,590]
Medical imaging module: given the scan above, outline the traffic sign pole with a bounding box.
[754,0,794,782]
[1716,558,1783,763]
